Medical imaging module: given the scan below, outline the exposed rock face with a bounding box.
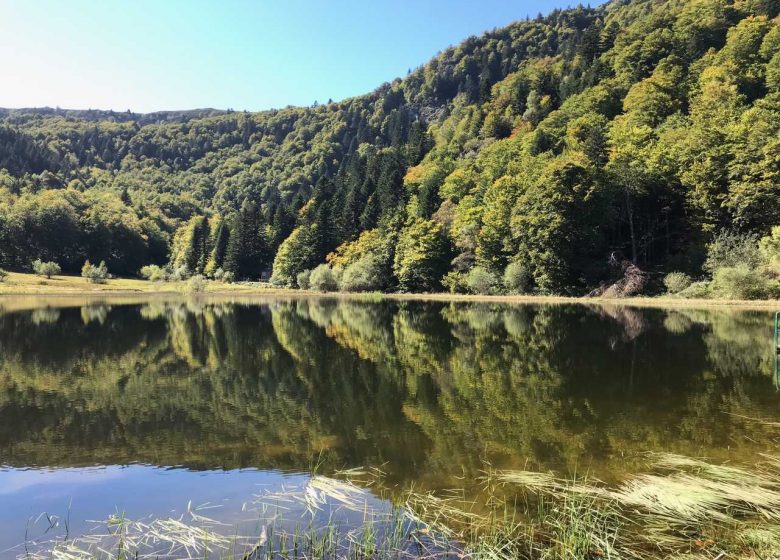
[587,259,648,298]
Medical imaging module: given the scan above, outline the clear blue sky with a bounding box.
[0,0,604,113]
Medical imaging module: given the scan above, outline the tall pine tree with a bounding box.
[209,219,230,271]
[224,201,271,280]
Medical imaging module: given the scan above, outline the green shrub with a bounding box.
[677,281,711,299]
[710,266,780,300]
[140,264,168,282]
[187,274,207,292]
[663,272,692,294]
[170,265,190,281]
[0,268,7,282]
[759,226,780,274]
[32,259,61,279]
[296,269,312,290]
[704,231,762,275]
[503,261,531,294]
[465,266,501,295]
[339,256,386,292]
[212,267,234,283]
[441,271,467,293]
[309,264,338,292]
[82,260,109,284]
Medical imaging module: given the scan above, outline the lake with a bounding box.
[0,297,778,556]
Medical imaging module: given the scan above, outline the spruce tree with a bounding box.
[211,220,230,270]
[223,201,270,280]
[184,216,210,274]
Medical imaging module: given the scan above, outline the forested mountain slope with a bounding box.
[1,0,778,294]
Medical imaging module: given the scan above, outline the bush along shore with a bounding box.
[23,450,780,560]
[2,227,780,302]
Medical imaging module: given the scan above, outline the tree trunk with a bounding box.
[625,188,637,264]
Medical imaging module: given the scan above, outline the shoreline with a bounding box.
[0,272,779,311]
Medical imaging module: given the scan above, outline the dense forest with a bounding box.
[1,0,779,296]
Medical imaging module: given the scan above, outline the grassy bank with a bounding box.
[0,271,264,295]
[1,271,779,311]
[26,452,780,560]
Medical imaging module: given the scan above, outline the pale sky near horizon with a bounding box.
[0,0,605,113]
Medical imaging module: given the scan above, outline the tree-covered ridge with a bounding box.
[0,0,778,294]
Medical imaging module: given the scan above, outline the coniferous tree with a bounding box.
[270,205,296,250]
[210,219,230,271]
[184,216,210,274]
[224,201,270,279]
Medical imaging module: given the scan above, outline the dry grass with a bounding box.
[22,454,780,560]
[1,272,779,310]
[0,272,266,295]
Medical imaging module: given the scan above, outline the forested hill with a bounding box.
[1,0,779,296]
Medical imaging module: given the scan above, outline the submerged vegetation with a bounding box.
[25,452,780,559]
[1,0,779,297]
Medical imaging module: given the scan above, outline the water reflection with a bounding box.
[0,299,777,487]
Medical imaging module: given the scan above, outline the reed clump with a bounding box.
[24,454,780,560]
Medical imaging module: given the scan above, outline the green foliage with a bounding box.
[170,216,211,275]
[704,231,762,274]
[169,265,191,281]
[677,281,712,299]
[464,266,501,295]
[272,225,318,286]
[759,226,780,272]
[441,271,467,293]
[511,156,604,294]
[309,264,338,292]
[339,256,388,292]
[663,272,693,294]
[709,266,780,299]
[503,261,531,294]
[213,267,234,283]
[393,219,451,292]
[187,274,208,293]
[139,264,168,282]
[205,219,230,277]
[327,229,388,269]
[296,269,312,290]
[32,259,61,278]
[223,201,270,280]
[0,268,7,282]
[81,260,109,283]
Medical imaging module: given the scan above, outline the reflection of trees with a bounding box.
[0,303,321,469]
[271,301,427,482]
[291,300,780,482]
[661,308,777,450]
[0,300,777,488]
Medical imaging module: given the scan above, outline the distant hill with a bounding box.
[0,107,229,125]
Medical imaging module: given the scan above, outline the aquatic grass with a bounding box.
[23,453,780,559]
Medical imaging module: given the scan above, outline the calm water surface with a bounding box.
[0,297,778,554]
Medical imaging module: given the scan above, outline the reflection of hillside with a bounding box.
[0,300,777,488]
[302,300,780,478]
[0,304,326,469]
[271,300,428,482]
